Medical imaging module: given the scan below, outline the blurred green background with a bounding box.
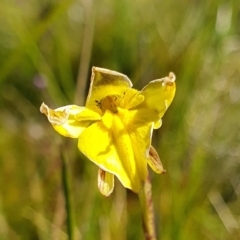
[0,0,240,239]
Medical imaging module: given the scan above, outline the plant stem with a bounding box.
[139,173,157,240]
[61,147,75,240]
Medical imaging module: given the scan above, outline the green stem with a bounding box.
[61,147,75,240]
[139,173,157,240]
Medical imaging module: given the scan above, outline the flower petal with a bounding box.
[101,109,113,129]
[40,102,91,138]
[139,72,176,120]
[86,67,132,107]
[98,168,114,197]
[75,107,102,121]
[111,113,148,192]
[78,115,146,193]
[120,88,145,109]
[118,107,153,165]
[153,119,162,129]
[117,108,153,186]
[147,146,166,174]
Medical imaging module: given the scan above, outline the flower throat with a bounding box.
[100,95,122,113]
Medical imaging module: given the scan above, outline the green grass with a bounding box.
[0,0,240,239]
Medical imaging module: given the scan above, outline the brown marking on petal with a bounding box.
[166,82,174,86]
[99,168,106,179]
[92,67,133,87]
[161,72,176,87]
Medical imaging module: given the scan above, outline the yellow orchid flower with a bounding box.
[40,67,176,196]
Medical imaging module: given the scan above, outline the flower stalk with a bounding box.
[139,173,157,240]
[61,146,75,240]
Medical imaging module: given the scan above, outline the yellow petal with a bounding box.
[118,108,153,183]
[147,146,166,174]
[111,114,148,191]
[78,116,146,192]
[122,108,159,127]
[98,168,114,197]
[75,107,102,121]
[139,72,176,120]
[153,119,162,129]
[120,88,145,109]
[86,67,132,107]
[102,109,113,129]
[40,102,91,138]
[118,108,152,145]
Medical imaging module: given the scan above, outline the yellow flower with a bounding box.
[40,67,176,196]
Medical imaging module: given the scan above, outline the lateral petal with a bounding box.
[98,168,114,197]
[139,72,176,120]
[86,67,132,107]
[40,103,91,138]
